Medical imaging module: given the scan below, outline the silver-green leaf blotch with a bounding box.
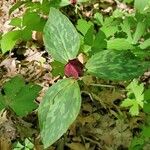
[85,50,149,80]
[38,78,81,148]
[43,8,80,64]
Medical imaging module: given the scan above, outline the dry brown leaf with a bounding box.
[78,115,96,126]
[66,142,86,150]
[0,57,18,76]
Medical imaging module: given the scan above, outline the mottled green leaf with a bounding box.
[85,50,149,80]
[38,78,81,148]
[44,8,80,64]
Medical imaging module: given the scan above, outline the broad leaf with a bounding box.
[134,0,150,13]
[84,26,94,46]
[91,30,107,54]
[43,8,80,64]
[76,19,93,36]
[107,38,134,50]
[23,12,46,31]
[9,18,22,28]
[0,76,42,116]
[85,50,149,80]
[1,30,21,53]
[51,61,65,76]
[38,78,81,148]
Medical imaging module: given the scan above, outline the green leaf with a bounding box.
[94,12,103,25]
[107,38,134,50]
[1,30,21,53]
[140,38,150,49]
[127,79,144,107]
[143,103,150,113]
[76,19,93,36]
[51,61,65,76]
[11,83,41,116]
[0,94,5,110]
[84,26,94,46]
[129,102,139,116]
[25,138,34,149]
[142,126,150,138]
[121,79,145,116]
[121,18,133,42]
[121,98,135,107]
[85,50,149,80]
[0,76,42,116]
[101,25,118,38]
[3,75,25,99]
[20,28,32,41]
[101,17,119,37]
[123,0,134,4]
[23,12,46,31]
[134,0,150,13]
[132,21,146,44]
[9,18,22,28]
[91,30,107,53]
[38,78,81,148]
[144,89,150,101]
[43,8,80,64]
[129,137,144,149]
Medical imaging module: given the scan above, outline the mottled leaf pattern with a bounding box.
[43,8,80,64]
[38,78,81,148]
[85,50,149,80]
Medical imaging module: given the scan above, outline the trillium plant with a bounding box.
[38,8,149,148]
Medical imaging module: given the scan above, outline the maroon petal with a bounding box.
[64,58,84,79]
[70,0,77,5]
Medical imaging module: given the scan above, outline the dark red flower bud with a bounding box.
[70,0,77,5]
[64,58,84,79]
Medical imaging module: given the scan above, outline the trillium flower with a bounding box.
[70,0,77,5]
[64,58,84,79]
